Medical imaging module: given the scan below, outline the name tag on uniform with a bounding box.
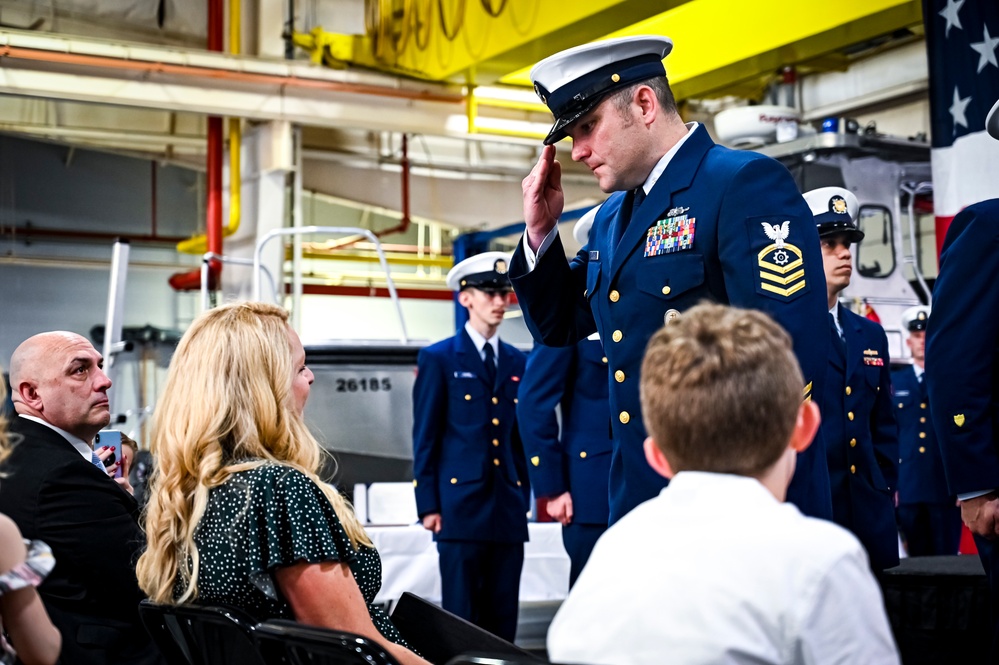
[895,390,910,397]
[454,371,476,379]
[645,214,696,257]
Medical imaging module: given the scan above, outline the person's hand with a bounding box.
[959,493,999,539]
[522,144,564,251]
[545,492,574,526]
[95,445,134,495]
[115,449,135,496]
[421,513,442,533]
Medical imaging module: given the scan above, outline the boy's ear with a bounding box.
[789,400,821,454]
[643,436,675,480]
[457,290,472,307]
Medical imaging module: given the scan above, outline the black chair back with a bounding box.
[254,619,400,665]
[138,600,266,665]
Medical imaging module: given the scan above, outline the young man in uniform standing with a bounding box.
[411,252,530,641]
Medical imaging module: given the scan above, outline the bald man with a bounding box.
[0,332,162,665]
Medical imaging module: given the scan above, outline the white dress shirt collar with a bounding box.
[641,122,698,195]
[464,321,499,363]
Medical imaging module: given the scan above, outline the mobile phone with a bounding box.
[95,430,122,479]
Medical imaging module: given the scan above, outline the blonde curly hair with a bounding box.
[136,301,370,604]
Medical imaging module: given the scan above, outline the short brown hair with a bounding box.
[611,76,678,117]
[640,303,803,476]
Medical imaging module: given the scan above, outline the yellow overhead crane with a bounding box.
[293,0,923,103]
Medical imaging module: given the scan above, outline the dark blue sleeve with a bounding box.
[412,347,447,516]
[870,326,899,490]
[516,344,575,498]
[926,200,999,495]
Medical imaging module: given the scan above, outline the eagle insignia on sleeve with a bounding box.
[757,220,805,298]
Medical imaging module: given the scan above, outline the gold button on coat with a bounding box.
[619,411,630,424]
[609,290,620,302]
[845,386,852,396]
[612,330,623,343]
[898,402,904,409]
[601,356,608,363]
[492,439,499,446]
[464,394,471,401]
[514,398,518,404]
[493,459,500,466]
[847,412,854,421]
[850,465,856,474]
[614,370,625,383]
[580,451,587,459]
[450,478,457,484]
[491,418,499,426]
[920,417,926,423]
[491,397,499,404]
[850,438,857,448]
[919,432,927,439]
[919,446,926,453]
[921,402,927,409]
[661,286,671,295]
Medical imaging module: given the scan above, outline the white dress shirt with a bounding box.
[547,472,900,665]
[464,321,499,366]
[19,414,94,461]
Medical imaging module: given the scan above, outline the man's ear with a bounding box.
[643,436,675,480]
[635,85,659,128]
[14,380,41,411]
[789,400,821,454]
[457,290,472,308]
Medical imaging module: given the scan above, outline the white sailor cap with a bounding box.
[901,305,931,333]
[531,36,673,145]
[988,98,999,140]
[803,186,863,243]
[572,206,600,247]
[445,251,513,292]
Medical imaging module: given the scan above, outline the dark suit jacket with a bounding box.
[411,330,530,542]
[926,199,999,496]
[516,339,611,525]
[510,123,830,523]
[0,417,162,665]
[822,307,899,570]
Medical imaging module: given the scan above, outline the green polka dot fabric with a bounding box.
[186,462,407,646]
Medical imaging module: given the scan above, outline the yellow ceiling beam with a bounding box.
[501,0,922,100]
[318,0,688,84]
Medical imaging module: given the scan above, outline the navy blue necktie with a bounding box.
[611,187,646,247]
[829,313,846,357]
[483,343,497,389]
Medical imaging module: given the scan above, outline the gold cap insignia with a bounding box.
[831,195,848,214]
[954,414,965,427]
[495,259,508,275]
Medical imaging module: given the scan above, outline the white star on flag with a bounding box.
[939,0,966,37]
[970,25,999,71]
[949,86,972,130]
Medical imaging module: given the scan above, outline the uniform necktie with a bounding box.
[829,313,846,355]
[483,343,497,389]
[611,186,646,247]
[90,450,106,472]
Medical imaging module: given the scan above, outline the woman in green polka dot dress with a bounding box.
[137,302,429,665]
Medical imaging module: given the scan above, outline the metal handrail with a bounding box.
[253,226,409,343]
[899,181,933,306]
[200,252,278,311]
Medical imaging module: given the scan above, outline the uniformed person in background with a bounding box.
[893,306,961,556]
[517,211,611,587]
[807,186,899,572]
[510,35,830,525]
[411,252,530,641]
[926,97,999,654]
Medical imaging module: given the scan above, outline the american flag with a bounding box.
[923,0,999,254]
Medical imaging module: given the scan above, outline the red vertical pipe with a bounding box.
[401,133,410,226]
[206,0,224,284]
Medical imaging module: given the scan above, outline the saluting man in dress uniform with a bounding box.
[411,252,530,641]
[517,211,612,587]
[807,186,899,572]
[926,98,999,653]
[893,306,961,556]
[509,36,830,525]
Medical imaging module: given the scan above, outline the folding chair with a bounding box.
[254,619,400,665]
[137,600,266,665]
